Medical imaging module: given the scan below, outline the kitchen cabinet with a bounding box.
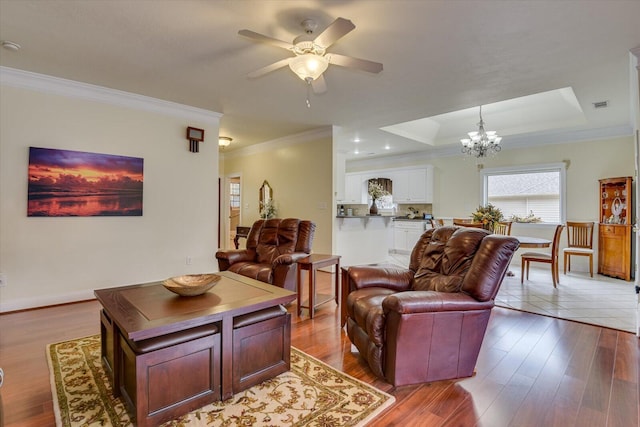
[393,221,426,252]
[339,166,433,204]
[343,174,367,204]
[598,176,632,280]
[337,173,366,204]
[389,167,433,203]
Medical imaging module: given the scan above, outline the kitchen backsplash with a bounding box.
[337,203,432,217]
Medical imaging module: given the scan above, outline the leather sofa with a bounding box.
[215,218,315,292]
[343,226,519,386]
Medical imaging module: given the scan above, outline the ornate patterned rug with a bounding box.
[47,335,394,426]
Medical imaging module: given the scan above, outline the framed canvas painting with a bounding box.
[27,147,144,217]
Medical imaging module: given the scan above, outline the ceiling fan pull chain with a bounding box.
[305,78,312,108]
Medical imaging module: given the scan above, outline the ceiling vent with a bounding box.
[593,101,608,109]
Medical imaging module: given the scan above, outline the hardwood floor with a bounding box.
[0,272,638,427]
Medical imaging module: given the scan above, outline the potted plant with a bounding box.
[471,203,504,232]
[260,199,277,219]
[368,182,388,215]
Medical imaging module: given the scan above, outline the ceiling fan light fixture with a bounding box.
[289,53,329,81]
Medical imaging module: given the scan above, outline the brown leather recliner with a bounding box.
[343,226,519,386]
[216,218,316,292]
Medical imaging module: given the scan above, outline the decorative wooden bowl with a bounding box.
[163,274,221,296]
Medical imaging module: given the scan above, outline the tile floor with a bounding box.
[387,253,639,334]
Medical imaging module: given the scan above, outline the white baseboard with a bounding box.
[0,289,95,313]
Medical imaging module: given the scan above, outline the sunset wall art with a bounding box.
[28,147,144,217]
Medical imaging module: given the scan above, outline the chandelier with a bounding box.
[460,106,502,158]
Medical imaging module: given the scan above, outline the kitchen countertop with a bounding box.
[335,215,430,221]
[336,215,392,219]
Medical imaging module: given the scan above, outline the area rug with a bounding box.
[47,335,394,427]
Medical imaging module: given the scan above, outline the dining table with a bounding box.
[513,235,552,248]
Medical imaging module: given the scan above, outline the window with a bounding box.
[230,182,240,208]
[481,163,566,223]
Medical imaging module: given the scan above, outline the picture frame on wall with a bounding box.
[27,147,144,217]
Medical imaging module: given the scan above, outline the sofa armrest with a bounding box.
[382,291,494,315]
[215,249,254,271]
[272,252,309,266]
[346,265,414,292]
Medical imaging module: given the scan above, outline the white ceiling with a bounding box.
[1,1,639,160]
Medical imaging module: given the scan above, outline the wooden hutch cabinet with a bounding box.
[598,176,633,281]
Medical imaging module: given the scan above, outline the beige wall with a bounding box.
[222,133,333,255]
[429,137,634,221]
[0,83,220,311]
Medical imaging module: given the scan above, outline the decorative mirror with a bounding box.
[259,180,273,210]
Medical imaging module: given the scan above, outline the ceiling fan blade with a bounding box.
[247,58,292,78]
[311,75,327,94]
[327,53,383,73]
[313,17,355,48]
[238,29,294,51]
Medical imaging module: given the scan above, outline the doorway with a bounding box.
[228,176,241,249]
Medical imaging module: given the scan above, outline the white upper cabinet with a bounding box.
[341,173,367,204]
[390,166,433,203]
[339,166,433,204]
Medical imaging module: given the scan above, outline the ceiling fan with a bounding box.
[238,17,383,95]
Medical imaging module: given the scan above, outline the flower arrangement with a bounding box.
[260,199,277,219]
[368,182,389,200]
[510,211,542,223]
[471,203,504,231]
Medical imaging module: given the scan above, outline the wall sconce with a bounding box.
[218,136,232,148]
[186,127,205,153]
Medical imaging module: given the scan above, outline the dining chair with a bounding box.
[453,218,484,228]
[562,221,595,277]
[521,224,565,288]
[493,221,512,235]
[430,218,445,228]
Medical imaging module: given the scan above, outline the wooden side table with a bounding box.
[233,226,251,249]
[297,254,341,319]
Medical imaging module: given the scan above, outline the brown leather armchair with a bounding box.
[216,218,315,292]
[343,226,519,386]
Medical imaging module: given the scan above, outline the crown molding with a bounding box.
[223,126,332,160]
[0,66,221,124]
[501,124,632,149]
[347,150,433,171]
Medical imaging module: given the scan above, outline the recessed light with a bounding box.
[1,40,21,51]
[384,144,391,150]
[354,149,360,155]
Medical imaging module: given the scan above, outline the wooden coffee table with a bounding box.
[95,271,295,426]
